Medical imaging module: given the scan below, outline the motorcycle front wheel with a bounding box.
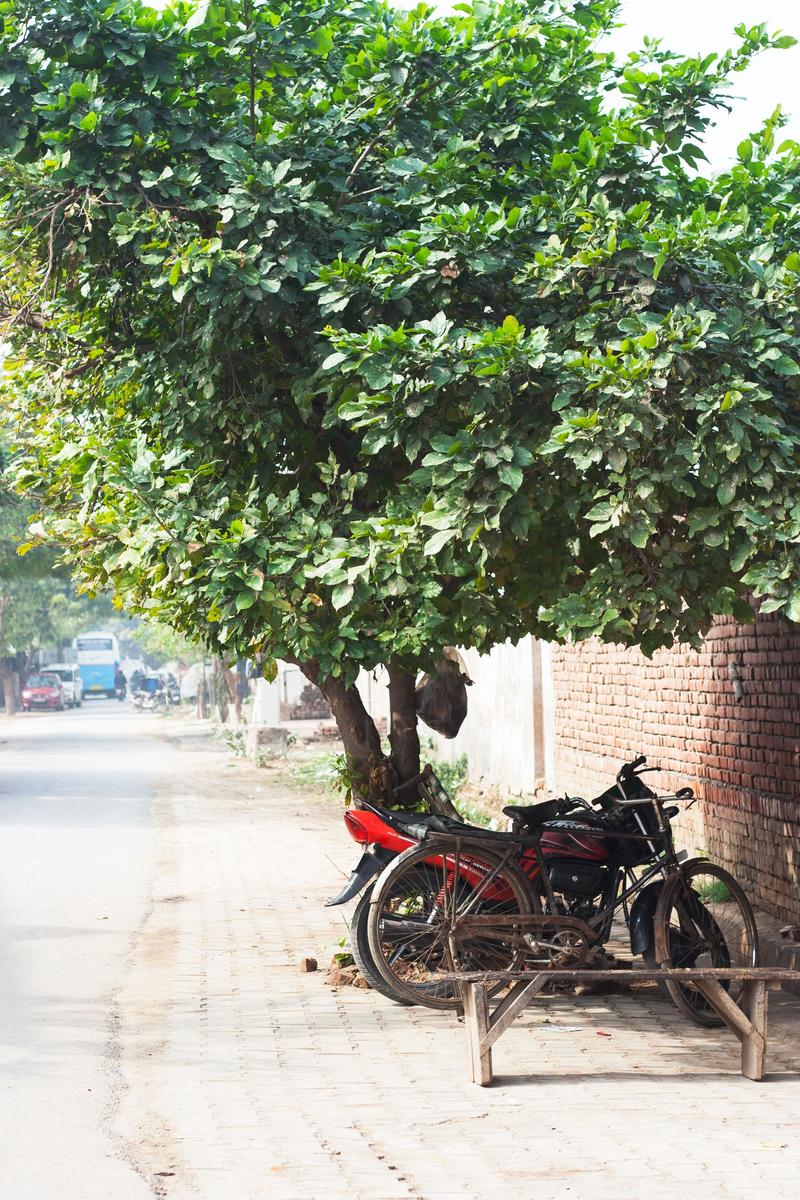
[654,861,758,1028]
[367,839,534,1010]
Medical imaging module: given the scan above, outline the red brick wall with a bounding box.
[550,614,800,923]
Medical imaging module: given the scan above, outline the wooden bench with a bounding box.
[437,966,800,1086]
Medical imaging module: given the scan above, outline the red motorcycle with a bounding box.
[329,759,759,1023]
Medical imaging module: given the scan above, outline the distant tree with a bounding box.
[117,618,200,668]
[0,473,63,709]
[1,1,799,792]
[46,589,117,654]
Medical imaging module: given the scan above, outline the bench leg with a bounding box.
[740,980,768,1081]
[463,982,492,1086]
[694,978,768,1082]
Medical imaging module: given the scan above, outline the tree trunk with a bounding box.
[387,663,421,786]
[0,665,17,716]
[211,655,229,723]
[17,652,30,689]
[299,663,391,804]
[221,661,242,725]
[197,662,209,719]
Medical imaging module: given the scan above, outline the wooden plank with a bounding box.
[741,980,768,1081]
[462,979,477,1082]
[436,967,800,984]
[462,982,492,1085]
[481,976,548,1054]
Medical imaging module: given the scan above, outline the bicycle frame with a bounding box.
[419,786,693,951]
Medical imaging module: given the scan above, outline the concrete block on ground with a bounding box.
[247,725,289,760]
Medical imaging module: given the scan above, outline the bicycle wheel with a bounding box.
[654,861,758,1028]
[367,839,535,1010]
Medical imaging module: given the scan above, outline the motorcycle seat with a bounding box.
[503,799,564,829]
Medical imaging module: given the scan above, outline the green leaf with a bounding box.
[79,111,98,132]
[498,464,523,491]
[429,311,448,338]
[184,1,210,32]
[773,355,800,376]
[737,138,753,163]
[312,25,334,56]
[261,656,278,682]
[386,156,425,176]
[236,590,257,611]
[322,351,348,370]
[423,528,457,555]
[331,582,353,610]
[628,522,649,549]
[785,591,800,623]
[502,314,520,336]
[69,81,90,101]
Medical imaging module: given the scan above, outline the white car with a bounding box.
[44,663,83,708]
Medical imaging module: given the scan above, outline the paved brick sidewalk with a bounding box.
[114,726,800,1200]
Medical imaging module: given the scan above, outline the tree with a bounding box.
[118,618,200,668]
[46,587,117,654]
[1,1,799,795]
[0,470,67,710]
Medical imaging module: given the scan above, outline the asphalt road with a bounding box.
[0,702,162,1199]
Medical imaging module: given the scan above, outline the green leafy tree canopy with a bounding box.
[1,0,799,791]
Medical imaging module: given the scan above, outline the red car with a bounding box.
[21,673,66,712]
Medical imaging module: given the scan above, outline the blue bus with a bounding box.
[73,631,120,699]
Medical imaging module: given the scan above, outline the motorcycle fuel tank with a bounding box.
[539,820,609,862]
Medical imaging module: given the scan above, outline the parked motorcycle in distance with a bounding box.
[130,670,181,712]
[131,685,167,712]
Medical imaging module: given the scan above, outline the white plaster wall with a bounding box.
[252,677,281,725]
[540,640,556,792]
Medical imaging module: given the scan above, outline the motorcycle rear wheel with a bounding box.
[367,840,535,1011]
[349,884,414,1006]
